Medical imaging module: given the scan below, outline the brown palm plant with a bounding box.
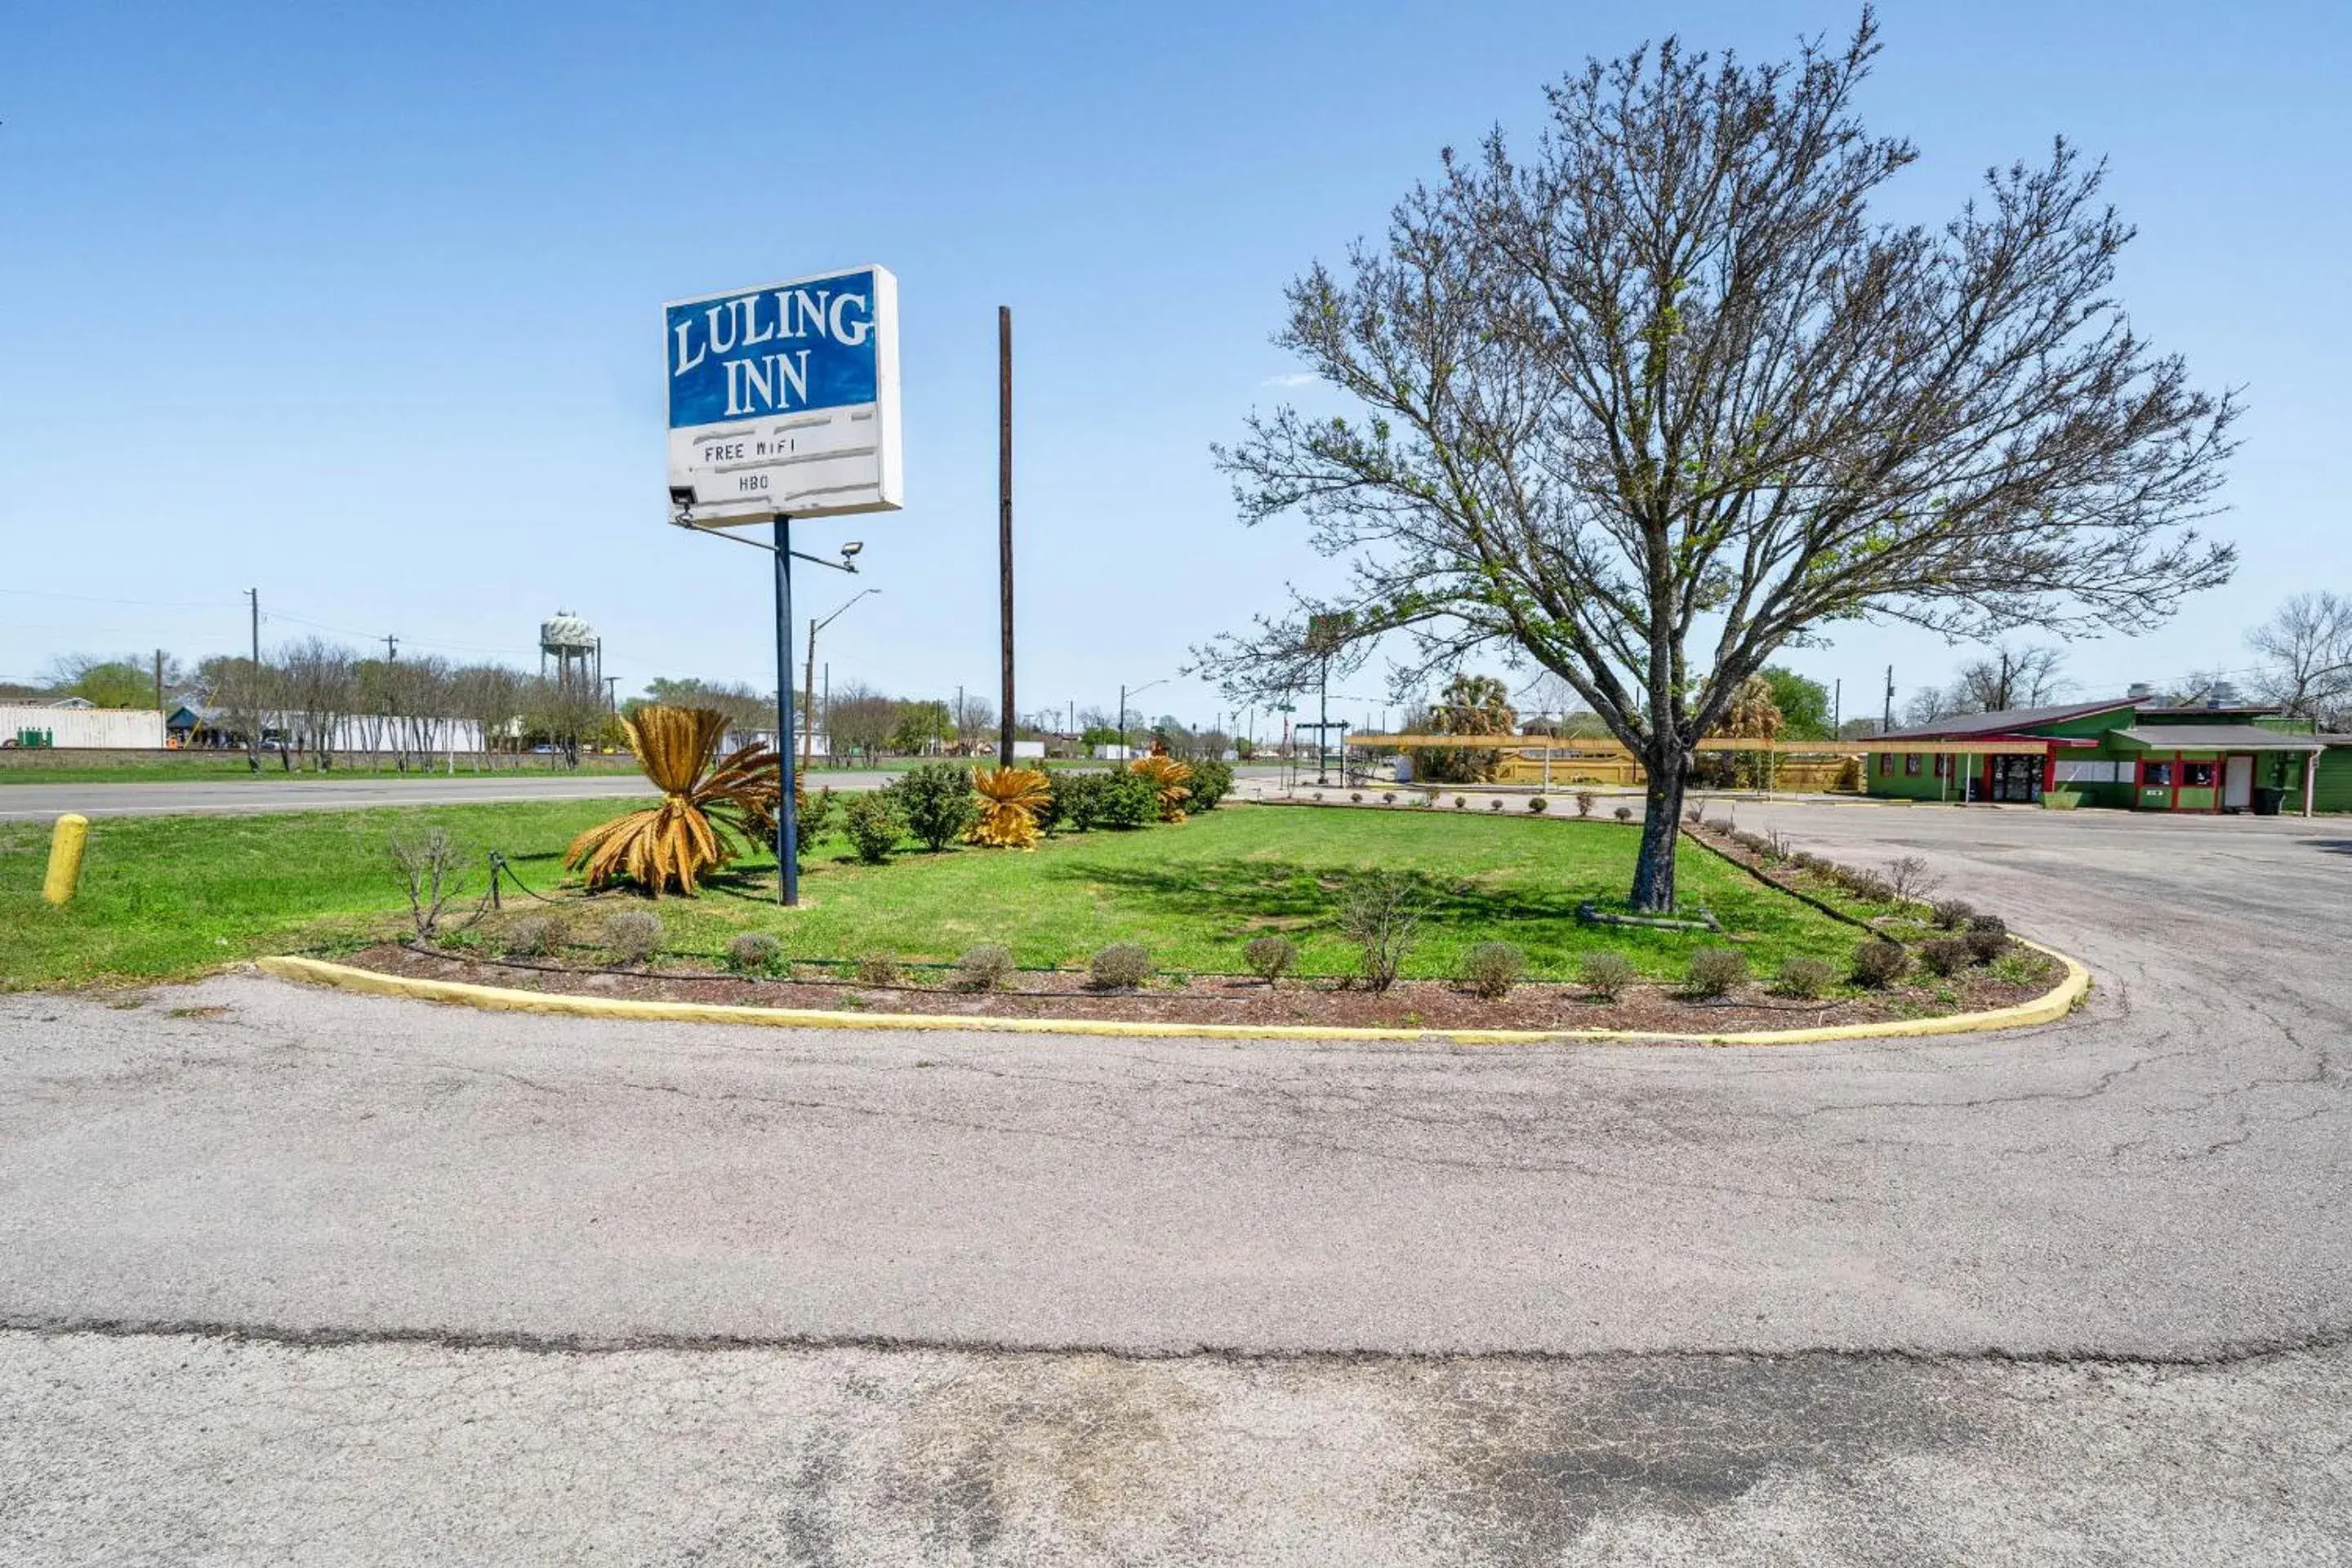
[1129,755,1194,822]
[969,765,1051,849]
[565,706,779,896]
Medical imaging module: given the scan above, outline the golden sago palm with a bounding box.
[565,706,779,897]
[1129,755,1194,822]
[970,765,1051,849]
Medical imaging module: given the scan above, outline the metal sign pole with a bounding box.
[774,515,799,906]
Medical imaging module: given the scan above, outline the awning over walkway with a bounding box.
[2109,726,2324,751]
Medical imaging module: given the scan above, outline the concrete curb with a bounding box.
[256,942,2090,1049]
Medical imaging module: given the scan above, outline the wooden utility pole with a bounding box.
[246,588,261,773]
[997,305,1017,769]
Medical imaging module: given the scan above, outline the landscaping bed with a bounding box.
[342,938,2062,1035]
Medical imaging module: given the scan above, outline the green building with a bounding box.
[1864,696,2352,814]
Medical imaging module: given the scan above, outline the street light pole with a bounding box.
[804,587,879,771]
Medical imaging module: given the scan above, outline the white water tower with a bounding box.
[539,611,601,691]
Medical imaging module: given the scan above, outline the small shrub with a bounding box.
[1578,951,1637,1000]
[390,826,466,939]
[501,915,558,959]
[1774,956,1835,1000]
[1930,898,1975,930]
[1185,758,1235,812]
[854,950,902,986]
[1614,805,1633,822]
[1886,855,1942,904]
[952,943,1014,991]
[1918,938,1970,978]
[1096,768,1160,829]
[1686,800,1705,823]
[1089,943,1153,990]
[795,786,836,858]
[1575,791,1597,818]
[1381,791,1396,804]
[1454,795,1468,809]
[842,791,902,863]
[1761,829,1792,860]
[1340,870,1420,991]
[1850,939,1909,988]
[891,763,978,852]
[1527,795,1548,813]
[1049,769,1106,831]
[1243,934,1298,982]
[1459,941,1525,1000]
[1350,791,1365,804]
[1684,947,1748,1000]
[1842,871,1896,904]
[1489,798,1503,811]
[724,931,785,975]
[1964,915,2011,964]
[604,910,663,966]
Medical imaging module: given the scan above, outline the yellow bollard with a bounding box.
[42,813,90,905]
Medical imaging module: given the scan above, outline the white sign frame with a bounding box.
[665,264,902,528]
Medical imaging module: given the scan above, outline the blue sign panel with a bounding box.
[666,268,880,429]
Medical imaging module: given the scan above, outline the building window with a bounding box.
[1904,753,1922,776]
[2180,760,2216,787]
[1878,752,1894,776]
[2056,759,2121,784]
[2143,761,2174,787]
[1933,754,1949,778]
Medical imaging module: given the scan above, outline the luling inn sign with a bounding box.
[665,265,903,527]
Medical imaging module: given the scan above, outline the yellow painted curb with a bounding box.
[256,942,2089,1049]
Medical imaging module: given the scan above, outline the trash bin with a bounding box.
[2252,786,2286,817]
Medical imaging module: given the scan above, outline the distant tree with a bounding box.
[1197,16,2236,908]
[1759,668,1832,741]
[1078,724,1125,751]
[1953,645,2069,712]
[1903,686,1958,728]
[1412,673,1517,783]
[451,663,526,768]
[42,655,154,710]
[276,637,358,769]
[2247,592,2352,725]
[889,699,952,755]
[825,683,900,760]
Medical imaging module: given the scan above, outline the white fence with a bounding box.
[1,705,166,749]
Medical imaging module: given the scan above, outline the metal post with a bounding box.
[998,305,1017,771]
[1119,683,1127,758]
[774,517,798,906]
[1317,656,1330,784]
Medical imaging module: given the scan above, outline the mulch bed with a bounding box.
[341,941,2060,1036]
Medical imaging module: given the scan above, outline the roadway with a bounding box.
[0,768,879,821]
[2,803,2348,1561]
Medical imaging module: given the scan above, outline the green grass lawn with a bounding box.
[1,800,1862,991]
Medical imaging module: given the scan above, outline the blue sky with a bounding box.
[2,1,2345,733]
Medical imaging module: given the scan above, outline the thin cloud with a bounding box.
[1260,372,1319,388]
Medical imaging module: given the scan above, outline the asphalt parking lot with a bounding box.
[2,801,2347,1563]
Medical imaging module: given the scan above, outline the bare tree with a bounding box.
[825,681,900,760]
[2247,592,2352,725]
[1902,685,1959,728]
[1196,15,2235,908]
[1952,644,2069,712]
[276,637,358,770]
[450,663,524,768]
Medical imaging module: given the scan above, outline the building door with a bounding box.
[1989,754,2042,804]
[2223,754,2254,811]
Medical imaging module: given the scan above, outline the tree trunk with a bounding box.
[1631,746,1688,911]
